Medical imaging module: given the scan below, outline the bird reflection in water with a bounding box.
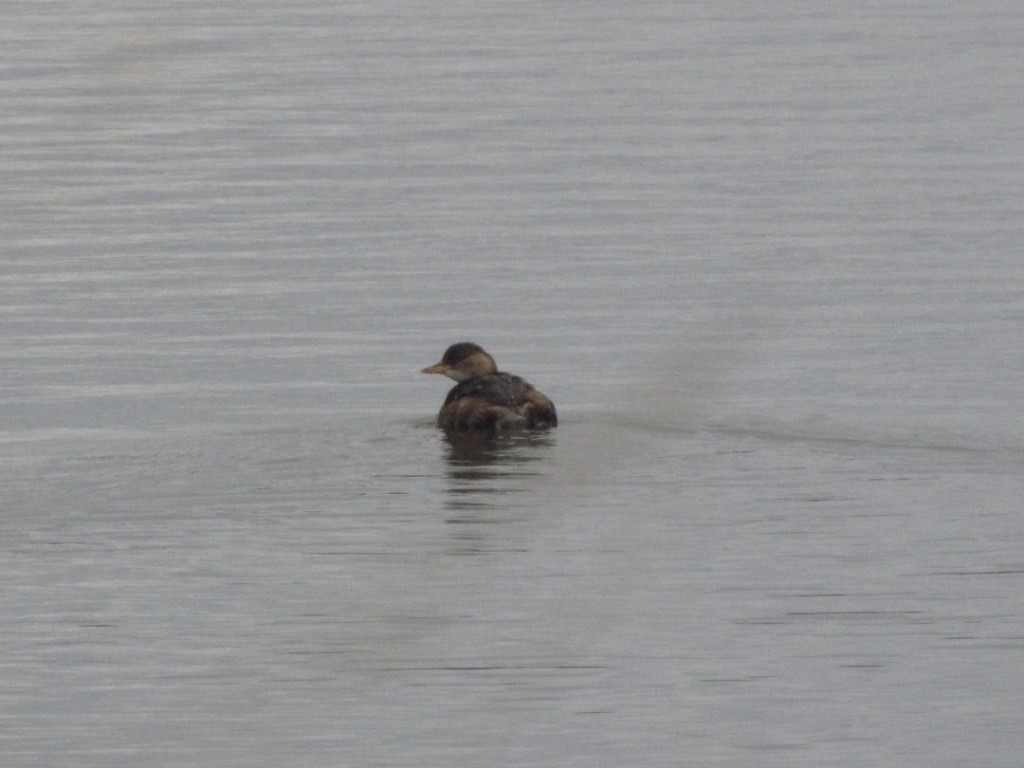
[442,428,554,467]
[440,430,556,553]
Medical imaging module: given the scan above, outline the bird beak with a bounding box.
[421,362,448,375]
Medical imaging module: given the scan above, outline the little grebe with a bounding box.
[421,342,558,431]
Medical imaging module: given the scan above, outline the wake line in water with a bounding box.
[705,417,1024,467]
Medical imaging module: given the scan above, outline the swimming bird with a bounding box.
[421,342,558,431]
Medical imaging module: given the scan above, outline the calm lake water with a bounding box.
[3,1,1023,766]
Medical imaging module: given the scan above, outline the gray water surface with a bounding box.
[3,2,1023,766]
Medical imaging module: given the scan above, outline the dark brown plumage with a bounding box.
[421,343,558,431]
